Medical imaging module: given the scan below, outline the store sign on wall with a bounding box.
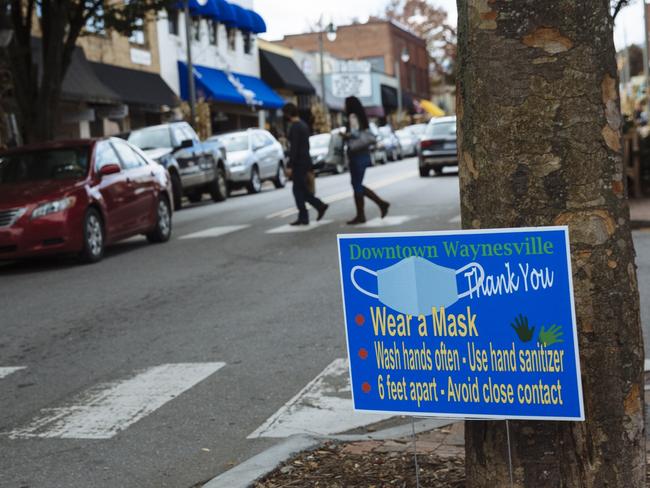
[337,227,584,421]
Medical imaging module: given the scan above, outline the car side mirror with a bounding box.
[179,139,193,149]
[98,163,121,177]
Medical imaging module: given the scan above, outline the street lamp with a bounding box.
[396,47,410,120]
[319,21,337,128]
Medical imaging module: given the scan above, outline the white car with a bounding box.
[211,129,286,194]
[395,129,418,157]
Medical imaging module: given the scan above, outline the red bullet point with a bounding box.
[362,382,371,393]
[358,348,368,360]
[355,314,365,326]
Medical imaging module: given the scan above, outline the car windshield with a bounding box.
[310,134,330,149]
[220,134,249,152]
[425,121,456,137]
[0,146,89,184]
[128,127,172,150]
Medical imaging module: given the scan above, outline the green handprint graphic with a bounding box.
[538,324,564,347]
[510,314,534,342]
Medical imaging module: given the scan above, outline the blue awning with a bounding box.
[247,10,266,33]
[178,62,285,109]
[228,4,253,31]
[177,0,266,33]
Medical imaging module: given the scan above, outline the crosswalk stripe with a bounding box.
[0,367,25,380]
[179,225,249,239]
[9,362,225,440]
[266,220,333,234]
[248,358,391,438]
[265,171,417,220]
[356,215,415,228]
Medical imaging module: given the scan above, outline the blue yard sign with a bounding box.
[337,227,584,421]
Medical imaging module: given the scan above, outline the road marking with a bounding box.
[9,362,225,439]
[0,367,25,380]
[248,358,391,438]
[266,220,333,234]
[645,359,650,372]
[179,225,249,239]
[265,171,418,220]
[357,215,415,228]
[449,214,461,223]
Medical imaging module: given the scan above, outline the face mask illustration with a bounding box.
[350,256,485,316]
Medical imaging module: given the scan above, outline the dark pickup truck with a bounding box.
[128,122,228,209]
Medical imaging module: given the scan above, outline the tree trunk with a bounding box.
[456,1,645,486]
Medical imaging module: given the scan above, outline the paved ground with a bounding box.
[2,157,649,488]
[0,158,464,488]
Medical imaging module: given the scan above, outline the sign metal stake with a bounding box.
[506,419,514,488]
[411,417,421,488]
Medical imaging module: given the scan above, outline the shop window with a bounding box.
[192,18,201,41]
[209,20,218,45]
[129,17,146,45]
[85,4,106,35]
[243,32,253,54]
[167,9,179,36]
[227,27,236,51]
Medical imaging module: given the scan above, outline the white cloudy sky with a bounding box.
[255,0,642,51]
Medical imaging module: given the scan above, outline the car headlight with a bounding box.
[31,197,76,220]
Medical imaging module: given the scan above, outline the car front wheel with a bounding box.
[248,166,262,194]
[209,167,228,202]
[79,208,105,263]
[147,197,172,243]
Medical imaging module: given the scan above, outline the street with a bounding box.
[0,158,464,488]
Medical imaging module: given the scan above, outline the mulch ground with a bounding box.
[253,440,465,488]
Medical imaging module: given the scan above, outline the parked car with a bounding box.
[418,116,457,176]
[0,138,173,263]
[368,123,389,165]
[377,126,403,161]
[309,132,347,175]
[211,129,286,194]
[395,128,418,157]
[128,121,227,210]
[406,123,428,139]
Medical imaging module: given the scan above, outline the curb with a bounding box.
[202,418,454,488]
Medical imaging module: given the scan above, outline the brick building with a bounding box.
[274,20,430,114]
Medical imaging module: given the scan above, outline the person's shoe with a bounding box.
[290,219,309,226]
[317,203,329,221]
[346,216,366,225]
[380,201,390,219]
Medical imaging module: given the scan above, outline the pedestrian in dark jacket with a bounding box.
[283,103,328,225]
[344,96,390,225]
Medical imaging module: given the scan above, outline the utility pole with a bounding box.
[184,0,197,126]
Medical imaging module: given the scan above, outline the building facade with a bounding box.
[156,0,284,134]
[275,20,430,116]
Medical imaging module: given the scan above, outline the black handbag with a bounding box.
[347,130,376,154]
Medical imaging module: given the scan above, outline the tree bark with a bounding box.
[456,1,645,486]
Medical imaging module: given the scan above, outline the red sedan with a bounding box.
[0,138,173,263]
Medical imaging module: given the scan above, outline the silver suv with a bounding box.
[211,129,286,194]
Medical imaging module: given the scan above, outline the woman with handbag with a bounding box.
[344,96,390,225]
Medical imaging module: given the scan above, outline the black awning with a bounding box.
[31,37,120,104]
[381,84,398,110]
[90,62,179,110]
[260,49,315,95]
